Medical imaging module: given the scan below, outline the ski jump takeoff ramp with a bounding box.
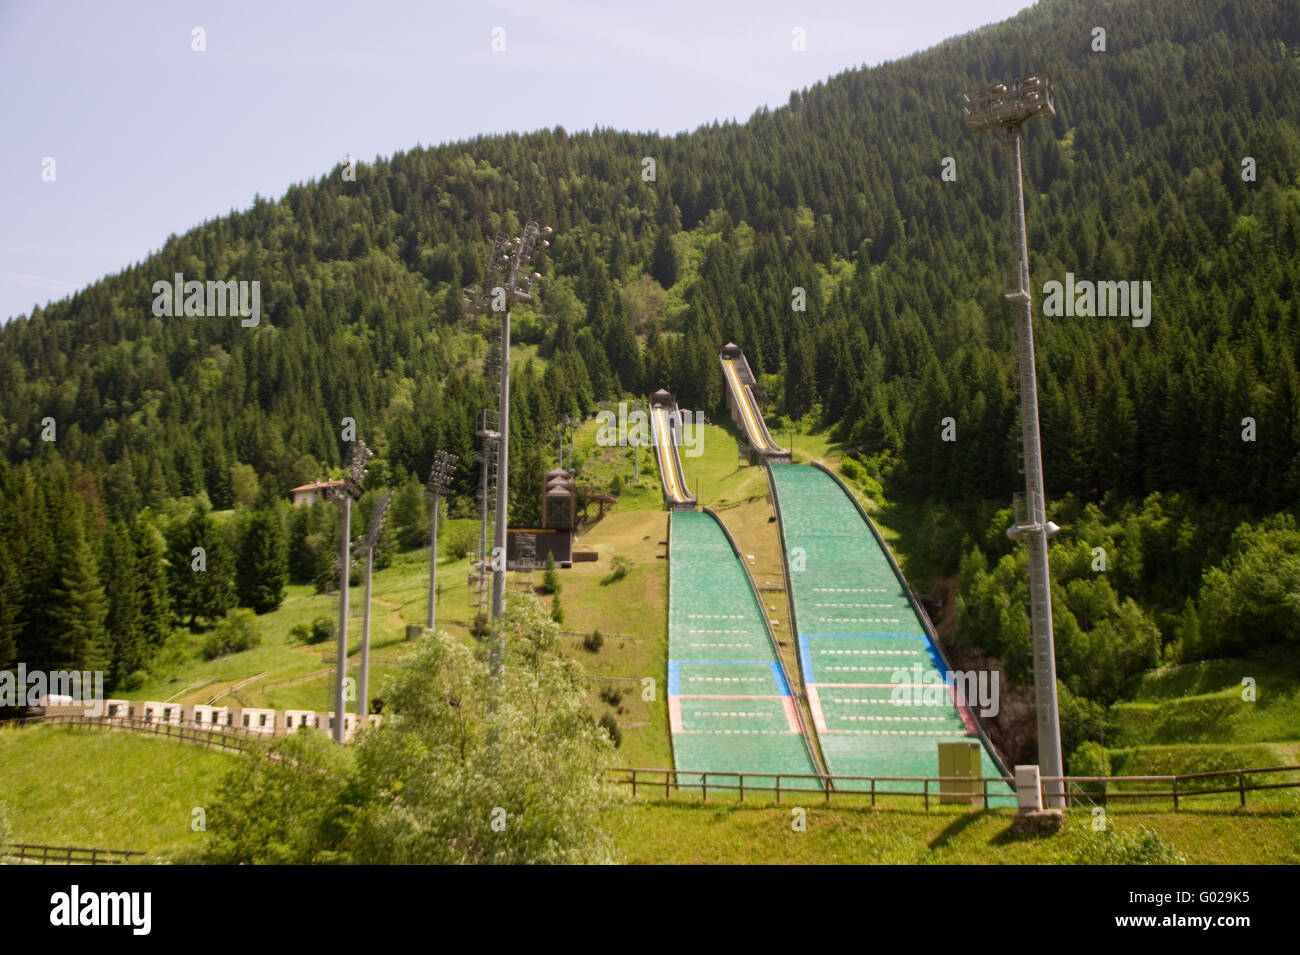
[649,388,697,510]
[667,509,818,787]
[719,343,791,464]
[769,464,1013,803]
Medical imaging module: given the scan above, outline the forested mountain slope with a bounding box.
[2,0,1298,743]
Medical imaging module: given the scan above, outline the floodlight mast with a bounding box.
[325,440,372,743]
[963,75,1066,808]
[464,223,553,631]
[425,450,459,632]
[356,491,393,720]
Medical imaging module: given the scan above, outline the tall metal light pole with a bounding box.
[964,75,1066,807]
[356,491,393,721]
[324,441,372,743]
[425,450,459,631]
[464,223,553,621]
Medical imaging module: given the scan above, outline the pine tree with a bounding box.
[168,505,237,628]
[102,520,144,686]
[51,519,111,672]
[235,509,289,614]
[0,546,22,670]
[650,229,678,288]
[133,517,172,651]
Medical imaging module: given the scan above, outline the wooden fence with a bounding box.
[607,764,1300,811]
[16,714,264,754]
[3,842,146,865]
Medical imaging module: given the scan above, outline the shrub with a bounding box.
[599,685,624,706]
[309,616,335,645]
[1070,825,1187,865]
[1067,741,1111,794]
[550,594,564,625]
[289,623,311,644]
[202,608,262,660]
[603,556,631,584]
[443,524,479,561]
[599,711,622,748]
[583,630,604,653]
[610,475,623,497]
[538,553,561,595]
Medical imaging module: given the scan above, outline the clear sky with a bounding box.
[0,0,1034,323]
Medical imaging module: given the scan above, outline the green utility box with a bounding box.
[938,741,982,806]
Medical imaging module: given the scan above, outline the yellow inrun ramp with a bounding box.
[719,344,787,457]
[650,393,696,508]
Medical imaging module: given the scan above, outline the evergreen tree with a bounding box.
[102,520,145,686]
[235,509,289,614]
[167,505,237,628]
[650,228,679,288]
[51,519,111,672]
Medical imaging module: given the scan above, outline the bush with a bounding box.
[603,556,631,584]
[1070,825,1187,865]
[1067,741,1111,793]
[610,475,623,497]
[345,596,619,863]
[443,524,479,561]
[202,608,262,660]
[599,711,622,748]
[289,623,311,644]
[599,685,624,706]
[550,594,564,625]
[538,553,561,596]
[310,616,335,645]
[583,630,604,653]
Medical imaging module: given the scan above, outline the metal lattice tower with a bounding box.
[425,450,459,632]
[471,409,500,629]
[464,222,553,627]
[963,75,1066,808]
[355,491,393,720]
[323,440,373,744]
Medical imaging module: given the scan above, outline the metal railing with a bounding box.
[607,765,1300,811]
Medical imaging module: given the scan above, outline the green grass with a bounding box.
[0,724,234,858]
[5,723,1296,863]
[124,539,482,710]
[610,798,1300,864]
[1107,653,1300,771]
[1106,743,1299,781]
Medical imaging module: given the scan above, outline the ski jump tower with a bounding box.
[719,343,790,464]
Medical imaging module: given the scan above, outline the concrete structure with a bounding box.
[279,709,317,732]
[238,707,277,735]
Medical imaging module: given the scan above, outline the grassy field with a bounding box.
[127,537,482,712]
[13,407,1299,863]
[0,725,230,858]
[612,796,1300,864]
[1110,653,1300,749]
[4,724,1297,864]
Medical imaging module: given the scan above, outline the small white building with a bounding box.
[317,711,368,742]
[279,709,317,733]
[133,701,182,725]
[184,704,231,728]
[102,699,130,721]
[236,707,277,734]
[290,480,344,506]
